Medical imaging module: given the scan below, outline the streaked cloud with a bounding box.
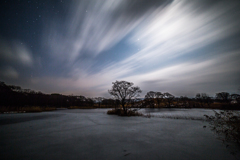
[43,0,172,61]
[0,66,19,79]
[1,0,240,97]
[0,38,33,66]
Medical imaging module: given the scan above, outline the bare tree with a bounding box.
[8,85,22,92]
[195,93,213,107]
[145,91,156,108]
[144,91,163,108]
[95,97,105,108]
[179,96,190,108]
[216,92,231,103]
[155,92,163,108]
[231,94,240,104]
[114,99,120,109]
[108,80,142,114]
[163,92,175,107]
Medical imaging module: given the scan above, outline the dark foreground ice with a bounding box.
[0,109,239,160]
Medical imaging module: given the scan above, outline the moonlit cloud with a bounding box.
[0,66,19,79]
[125,50,240,95]
[1,0,240,97]
[124,0,239,66]
[44,0,172,60]
[60,0,239,97]
[0,38,33,82]
[0,38,33,66]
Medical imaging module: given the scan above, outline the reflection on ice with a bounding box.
[55,108,219,120]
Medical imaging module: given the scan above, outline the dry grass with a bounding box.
[68,106,96,109]
[107,109,118,114]
[93,104,115,108]
[205,110,240,144]
[156,115,204,120]
[107,109,143,116]
[0,106,56,113]
[204,110,240,156]
[140,113,205,120]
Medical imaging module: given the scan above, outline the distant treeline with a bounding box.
[0,81,239,110]
[0,81,117,108]
[142,91,240,109]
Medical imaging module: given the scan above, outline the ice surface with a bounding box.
[0,109,239,160]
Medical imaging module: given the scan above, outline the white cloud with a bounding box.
[0,38,33,66]
[121,50,240,96]
[92,0,240,79]
[32,0,240,97]
[126,0,239,63]
[0,66,19,79]
[44,0,166,62]
[29,49,240,97]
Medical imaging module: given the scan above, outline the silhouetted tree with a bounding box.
[0,81,97,109]
[195,93,213,107]
[163,92,174,107]
[155,92,163,108]
[179,96,190,108]
[144,91,163,108]
[95,97,105,107]
[145,91,156,108]
[8,85,22,92]
[108,80,142,114]
[86,98,94,107]
[102,98,116,108]
[216,92,231,103]
[136,98,145,108]
[0,81,12,93]
[231,94,240,104]
[102,98,120,110]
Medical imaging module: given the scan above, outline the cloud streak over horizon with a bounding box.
[1,0,240,98]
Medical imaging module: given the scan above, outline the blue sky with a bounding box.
[0,0,240,97]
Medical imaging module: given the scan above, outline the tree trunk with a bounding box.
[122,101,127,115]
[157,100,160,108]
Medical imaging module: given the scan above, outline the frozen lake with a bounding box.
[0,108,239,160]
[142,108,217,119]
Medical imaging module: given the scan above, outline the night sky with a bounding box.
[1,0,240,97]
